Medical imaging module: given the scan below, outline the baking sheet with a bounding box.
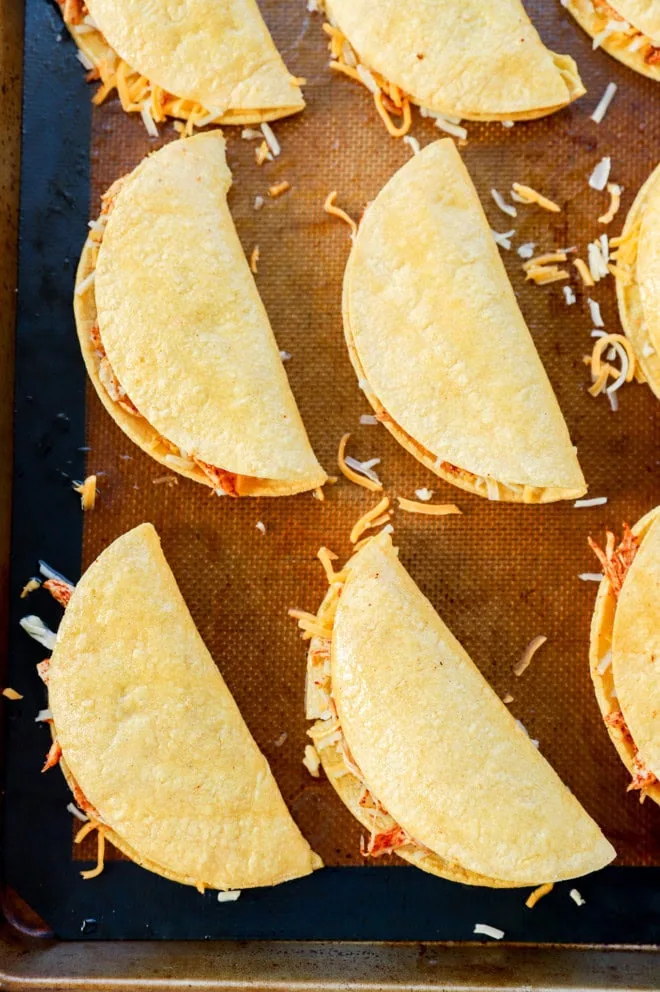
[4,0,660,942]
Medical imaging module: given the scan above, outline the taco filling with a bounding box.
[589,511,660,804]
[586,0,660,64]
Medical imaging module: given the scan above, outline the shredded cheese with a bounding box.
[491,229,515,250]
[574,258,595,287]
[589,157,612,191]
[511,183,560,213]
[269,181,290,199]
[396,497,461,516]
[249,246,260,274]
[317,546,340,583]
[526,883,554,909]
[77,822,106,880]
[255,140,272,166]
[514,635,547,677]
[260,122,280,157]
[73,474,97,510]
[20,615,57,650]
[337,434,382,492]
[591,82,617,124]
[217,890,241,902]
[20,578,41,598]
[324,191,358,236]
[570,888,586,907]
[599,183,622,225]
[303,743,321,778]
[473,924,505,941]
[350,496,391,544]
[575,497,608,507]
[563,286,576,305]
[587,298,605,327]
[2,688,23,700]
[491,188,517,218]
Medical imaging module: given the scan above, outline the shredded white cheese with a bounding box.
[241,128,262,140]
[20,615,56,650]
[563,286,576,305]
[344,455,382,485]
[579,573,604,582]
[217,891,241,902]
[255,521,266,535]
[76,49,94,71]
[39,560,72,584]
[491,229,515,250]
[360,414,378,425]
[67,802,89,823]
[403,135,420,156]
[591,82,617,124]
[414,488,433,501]
[491,189,517,218]
[642,343,656,358]
[569,889,586,907]
[588,298,604,327]
[35,708,52,722]
[574,497,608,507]
[473,924,505,940]
[517,242,536,260]
[279,350,292,362]
[75,270,96,296]
[254,196,265,211]
[140,102,159,138]
[431,113,468,140]
[303,743,321,778]
[589,157,612,192]
[356,64,380,94]
[593,19,630,50]
[261,122,280,157]
[597,651,612,675]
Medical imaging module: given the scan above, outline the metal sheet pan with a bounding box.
[1,0,660,984]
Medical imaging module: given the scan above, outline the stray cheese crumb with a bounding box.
[570,888,586,907]
[269,181,290,199]
[502,692,514,704]
[255,521,266,535]
[254,195,265,211]
[511,183,560,213]
[397,497,461,516]
[249,245,260,274]
[563,286,576,305]
[303,743,321,778]
[526,883,554,909]
[324,191,358,236]
[73,474,97,510]
[414,487,433,501]
[2,688,23,700]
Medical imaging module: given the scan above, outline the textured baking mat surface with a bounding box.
[77,0,660,870]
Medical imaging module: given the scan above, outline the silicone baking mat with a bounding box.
[4,0,660,942]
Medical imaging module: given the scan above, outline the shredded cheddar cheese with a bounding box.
[511,183,560,213]
[599,183,622,225]
[396,497,462,516]
[2,688,23,701]
[574,258,595,287]
[324,191,358,236]
[514,635,547,677]
[373,90,412,138]
[337,434,383,492]
[317,546,340,583]
[249,246,260,274]
[75,819,107,880]
[591,333,636,383]
[350,496,391,544]
[526,882,554,909]
[20,578,41,598]
[255,140,271,166]
[269,181,290,198]
[288,608,334,641]
[73,474,97,511]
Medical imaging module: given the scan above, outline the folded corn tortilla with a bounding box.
[59,0,304,124]
[46,523,322,890]
[322,0,584,121]
[343,139,586,502]
[615,160,660,398]
[74,132,326,496]
[564,0,660,80]
[589,506,660,805]
[306,533,615,885]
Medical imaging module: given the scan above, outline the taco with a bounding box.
[319,0,584,134]
[74,132,326,497]
[343,139,586,502]
[55,0,304,129]
[563,0,660,80]
[612,160,660,399]
[40,523,322,890]
[303,532,615,885]
[589,507,660,805]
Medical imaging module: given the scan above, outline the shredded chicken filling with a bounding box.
[56,0,222,134]
[590,0,660,64]
[83,195,239,496]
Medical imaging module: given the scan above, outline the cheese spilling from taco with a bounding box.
[564,0,660,79]
[56,0,304,129]
[343,139,586,502]
[613,160,660,399]
[39,523,322,891]
[589,507,660,805]
[320,0,584,131]
[75,133,326,497]
[303,532,614,885]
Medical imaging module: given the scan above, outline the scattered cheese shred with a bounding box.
[288,608,333,641]
[511,183,560,213]
[73,474,97,510]
[526,882,554,909]
[217,890,241,902]
[249,246,260,274]
[77,822,106,881]
[350,496,391,544]
[269,181,290,199]
[574,258,595,287]
[514,635,547,677]
[2,688,23,701]
[317,546,340,583]
[337,434,382,492]
[324,191,358,236]
[570,888,586,907]
[589,157,612,191]
[591,82,617,124]
[396,497,462,516]
[260,121,280,157]
[599,183,622,225]
[473,924,505,941]
[374,90,412,137]
[491,188,517,218]
[20,578,41,598]
[303,744,321,778]
[255,140,272,166]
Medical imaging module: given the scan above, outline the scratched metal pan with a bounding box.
[1,0,660,986]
